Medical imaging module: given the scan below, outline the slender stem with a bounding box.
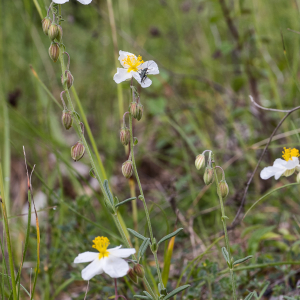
[128,107,164,289]
[0,163,17,300]
[211,159,237,300]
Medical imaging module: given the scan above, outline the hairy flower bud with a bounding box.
[120,127,130,146]
[48,23,59,41]
[71,141,85,162]
[122,160,133,178]
[133,264,145,278]
[127,268,138,283]
[203,167,214,185]
[218,180,229,198]
[62,110,73,130]
[130,102,143,121]
[61,70,74,89]
[57,25,63,42]
[42,17,52,35]
[49,42,60,63]
[195,154,205,170]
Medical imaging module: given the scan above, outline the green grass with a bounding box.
[1,0,300,299]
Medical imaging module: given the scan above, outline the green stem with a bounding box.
[0,163,17,300]
[128,111,164,289]
[211,159,237,300]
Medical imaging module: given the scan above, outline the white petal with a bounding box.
[273,158,287,168]
[118,51,136,68]
[113,68,132,84]
[53,0,69,3]
[103,256,130,278]
[132,72,152,88]
[141,60,159,75]
[74,252,99,263]
[77,0,92,3]
[286,157,300,169]
[81,258,104,280]
[260,166,285,180]
[108,246,136,258]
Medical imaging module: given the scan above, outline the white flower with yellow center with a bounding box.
[113,50,159,88]
[53,0,92,4]
[260,147,300,180]
[74,236,136,280]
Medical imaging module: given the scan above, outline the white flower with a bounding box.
[53,0,92,4]
[113,50,159,88]
[260,147,300,180]
[74,236,136,280]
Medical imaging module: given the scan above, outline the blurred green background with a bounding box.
[1,0,300,299]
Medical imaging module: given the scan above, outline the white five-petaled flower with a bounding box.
[74,236,136,280]
[113,51,159,88]
[53,0,92,4]
[260,147,300,180]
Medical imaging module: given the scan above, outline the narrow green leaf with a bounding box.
[257,282,269,299]
[115,197,137,208]
[158,228,183,245]
[143,291,153,299]
[233,255,253,266]
[127,228,146,241]
[138,238,150,260]
[221,247,229,263]
[244,292,255,300]
[163,285,190,300]
[104,180,114,206]
[133,296,150,300]
[89,168,96,178]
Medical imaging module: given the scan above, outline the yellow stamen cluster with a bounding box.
[282,147,300,161]
[122,55,144,73]
[92,236,110,259]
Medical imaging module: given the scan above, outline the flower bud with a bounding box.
[62,110,73,130]
[48,23,59,41]
[122,160,133,178]
[71,141,85,161]
[120,127,130,146]
[195,154,205,170]
[127,268,138,283]
[130,102,143,121]
[218,180,229,198]
[49,42,60,63]
[283,168,295,177]
[133,264,145,278]
[61,70,74,89]
[57,25,63,42]
[203,167,214,185]
[42,17,52,35]
[297,172,300,183]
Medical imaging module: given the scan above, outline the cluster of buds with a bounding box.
[130,87,143,121]
[195,150,229,198]
[127,263,145,283]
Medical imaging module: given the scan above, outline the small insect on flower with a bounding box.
[74,236,136,280]
[260,147,300,180]
[113,51,159,88]
[52,0,92,4]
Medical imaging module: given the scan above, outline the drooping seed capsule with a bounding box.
[133,264,145,278]
[57,25,63,42]
[71,141,85,161]
[48,42,60,62]
[42,17,52,35]
[62,110,73,130]
[120,127,130,146]
[122,160,133,178]
[203,167,214,185]
[195,154,205,170]
[130,102,143,121]
[61,70,74,89]
[218,180,229,198]
[135,103,143,121]
[127,268,138,283]
[48,23,59,41]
